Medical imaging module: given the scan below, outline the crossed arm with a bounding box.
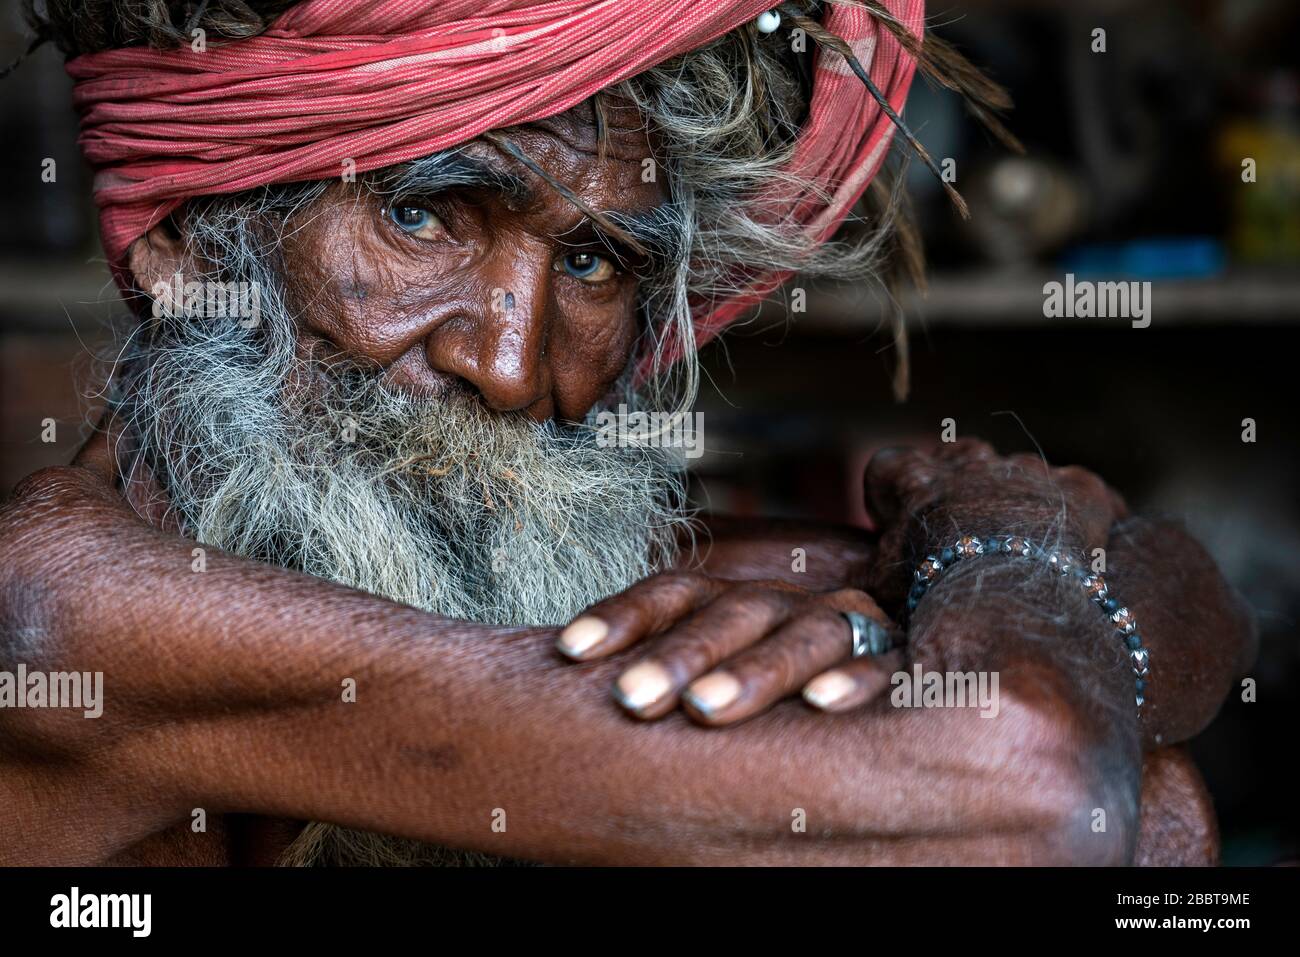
[0,441,1254,866]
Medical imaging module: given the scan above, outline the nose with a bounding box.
[426,251,554,419]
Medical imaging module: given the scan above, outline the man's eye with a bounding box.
[559,251,617,283]
[388,204,444,240]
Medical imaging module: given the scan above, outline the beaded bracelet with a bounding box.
[905,535,1149,715]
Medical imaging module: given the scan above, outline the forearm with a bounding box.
[197,619,1089,865]
[1,469,1092,865]
[907,557,1143,863]
[902,512,1241,863]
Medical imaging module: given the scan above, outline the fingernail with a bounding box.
[614,661,673,712]
[557,616,608,659]
[803,670,856,710]
[684,672,742,715]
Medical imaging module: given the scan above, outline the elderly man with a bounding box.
[0,0,1253,867]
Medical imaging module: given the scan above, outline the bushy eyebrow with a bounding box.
[377,150,532,205]
[375,146,686,269]
[564,202,688,272]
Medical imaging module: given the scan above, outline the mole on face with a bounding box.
[286,99,669,424]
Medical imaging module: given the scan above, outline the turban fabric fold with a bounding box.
[68,0,924,365]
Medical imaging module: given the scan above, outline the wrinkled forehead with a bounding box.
[506,95,658,165]
[386,93,669,227]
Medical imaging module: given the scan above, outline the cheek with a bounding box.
[288,210,476,361]
[548,287,642,414]
[284,206,394,344]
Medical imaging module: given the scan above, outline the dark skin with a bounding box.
[0,101,1255,865]
[284,109,656,423]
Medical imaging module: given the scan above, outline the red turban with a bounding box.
[67,0,923,366]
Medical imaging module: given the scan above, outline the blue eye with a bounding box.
[561,251,615,283]
[389,205,443,239]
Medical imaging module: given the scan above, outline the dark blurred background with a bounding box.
[2,0,1297,863]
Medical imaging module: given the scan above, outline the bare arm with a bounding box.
[0,465,1115,865]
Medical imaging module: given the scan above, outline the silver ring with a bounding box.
[842,611,894,658]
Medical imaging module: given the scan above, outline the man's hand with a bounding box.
[561,439,1133,727]
[863,438,1127,611]
[562,439,1251,749]
[556,572,895,724]
[859,437,1255,748]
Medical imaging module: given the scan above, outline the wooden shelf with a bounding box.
[3,262,1299,333]
[778,271,1300,331]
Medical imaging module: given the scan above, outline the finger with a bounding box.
[818,586,893,619]
[71,410,118,483]
[681,593,892,725]
[864,446,936,526]
[933,438,997,464]
[681,610,854,726]
[802,650,906,713]
[556,572,723,660]
[1108,486,1130,521]
[1006,451,1050,478]
[611,584,797,719]
[1051,465,1122,547]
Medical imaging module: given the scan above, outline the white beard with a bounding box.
[122,316,690,865]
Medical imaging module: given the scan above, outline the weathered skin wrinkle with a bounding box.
[260,105,661,424]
